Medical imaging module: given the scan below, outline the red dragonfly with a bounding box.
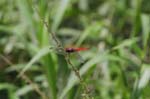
[65,47,88,53]
[65,47,88,64]
[50,46,88,64]
[49,33,88,63]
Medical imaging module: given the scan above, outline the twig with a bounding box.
[65,54,91,98]
[33,5,93,99]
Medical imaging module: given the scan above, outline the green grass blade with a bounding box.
[15,85,33,97]
[76,22,102,46]
[51,0,71,32]
[59,51,123,99]
[138,64,150,90]
[141,14,150,48]
[112,37,139,50]
[17,46,50,78]
[42,54,57,99]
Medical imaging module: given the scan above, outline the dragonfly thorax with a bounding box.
[65,48,75,53]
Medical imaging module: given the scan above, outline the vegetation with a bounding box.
[0,0,150,99]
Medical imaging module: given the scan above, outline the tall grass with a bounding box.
[0,0,150,99]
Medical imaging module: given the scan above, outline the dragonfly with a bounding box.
[50,46,88,64]
[65,47,88,53]
[65,47,88,64]
[49,33,88,64]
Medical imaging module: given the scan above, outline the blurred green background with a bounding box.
[0,0,150,99]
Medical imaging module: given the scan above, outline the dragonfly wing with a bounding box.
[50,46,66,55]
[49,34,66,55]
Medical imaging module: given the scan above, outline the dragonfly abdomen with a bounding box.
[65,47,88,53]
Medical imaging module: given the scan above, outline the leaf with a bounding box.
[51,0,71,32]
[17,46,50,78]
[5,64,40,73]
[42,54,57,99]
[76,22,102,46]
[112,37,139,50]
[17,0,34,28]
[0,83,15,90]
[59,51,122,99]
[0,83,18,99]
[15,85,33,97]
[138,64,150,89]
[141,0,150,14]
[141,14,150,48]
[58,52,108,99]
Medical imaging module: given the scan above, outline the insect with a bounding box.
[65,47,88,64]
[65,47,88,53]
[49,33,88,64]
[50,46,88,64]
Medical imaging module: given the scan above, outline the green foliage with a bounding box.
[0,0,150,99]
